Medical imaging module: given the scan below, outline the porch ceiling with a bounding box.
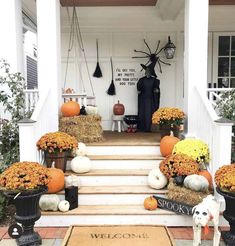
[60,0,158,7]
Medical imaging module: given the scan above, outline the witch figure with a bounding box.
[137,61,160,132]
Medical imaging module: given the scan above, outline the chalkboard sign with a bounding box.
[154,195,193,216]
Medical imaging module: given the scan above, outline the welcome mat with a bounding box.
[62,225,175,246]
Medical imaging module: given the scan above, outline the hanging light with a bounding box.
[164,36,176,59]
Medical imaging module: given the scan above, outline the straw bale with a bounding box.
[167,180,210,206]
[59,115,104,143]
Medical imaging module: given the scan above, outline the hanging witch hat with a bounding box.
[93,39,102,78]
[141,59,157,77]
[107,57,116,95]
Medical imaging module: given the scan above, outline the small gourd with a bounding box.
[160,131,180,157]
[147,168,168,189]
[39,194,60,211]
[183,174,209,192]
[144,196,158,210]
[71,156,92,173]
[58,200,70,212]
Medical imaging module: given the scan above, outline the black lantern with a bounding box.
[164,36,176,59]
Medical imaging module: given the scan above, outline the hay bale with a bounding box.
[59,115,104,143]
[167,180,210,206]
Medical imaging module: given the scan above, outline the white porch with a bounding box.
[0,0,234,227]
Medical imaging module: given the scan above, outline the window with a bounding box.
[213,33,235,88]
[26,55,38,89]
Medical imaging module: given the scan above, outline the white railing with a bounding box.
[62,93,96,106]
[24,89,39,112]
[207,88,233,107]
[19,88,57,162]
[194,86,233,177]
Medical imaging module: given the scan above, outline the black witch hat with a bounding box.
[141,60,157,78]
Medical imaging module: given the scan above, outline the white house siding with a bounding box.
[59,5,235,130]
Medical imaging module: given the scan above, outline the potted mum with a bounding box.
[152,107,185,137]
[37,131,78,172]
[215,163,235,245]
[0,162,50,245]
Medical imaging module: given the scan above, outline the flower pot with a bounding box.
[159,124,180,138]
[217,187,235,245]
[44,151,68,172]
[4,187,47,246]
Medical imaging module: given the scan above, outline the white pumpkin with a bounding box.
[86,106,98,115]
[147,168,168,189]
[184,174,209,192]
[39,194,60,211]
[76,142,87,156]
[71,156,92,173]
[65,175,81,188]
[58,200,70,212]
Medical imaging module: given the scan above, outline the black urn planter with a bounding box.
[5,187,47,246]
[217,187,235,246]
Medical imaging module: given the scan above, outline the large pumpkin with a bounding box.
[160,132,180,157]
[199,170,213,189]
[144,196,158,210]
[61,101,80,117]
[47,167,65,193]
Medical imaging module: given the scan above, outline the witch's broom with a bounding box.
[93,39,102,78]
[107,57,116,95]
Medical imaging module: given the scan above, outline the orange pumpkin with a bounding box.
[144,196,158,210]
[47,168,65,193]
[160,132,180,157]
[199,170,213,189]
[61,101,80,117]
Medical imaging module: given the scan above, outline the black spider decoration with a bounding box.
[132,39,171,74]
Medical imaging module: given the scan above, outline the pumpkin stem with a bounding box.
[170,131,174,137]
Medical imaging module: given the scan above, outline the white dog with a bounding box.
[192,195,221,246]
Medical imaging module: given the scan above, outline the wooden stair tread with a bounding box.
[42,205,174,215]
[65,169,151,176]
[59,185,168,194]
[86,155,164,160]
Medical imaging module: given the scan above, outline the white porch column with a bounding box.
[36,0,61,130]
[0,0,24,73]
[184,0,209,135]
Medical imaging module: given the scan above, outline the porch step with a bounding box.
[42,205,173,215]
[87,155,163,160]
[66,155,163,170]
[58,185,167,205]
[59,185,167,194]
[65,169,150,176]
[37,205,193,227]
[65,169,151,186]
[86,146,161,156]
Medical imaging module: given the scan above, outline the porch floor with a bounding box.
[88,131,161,146]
